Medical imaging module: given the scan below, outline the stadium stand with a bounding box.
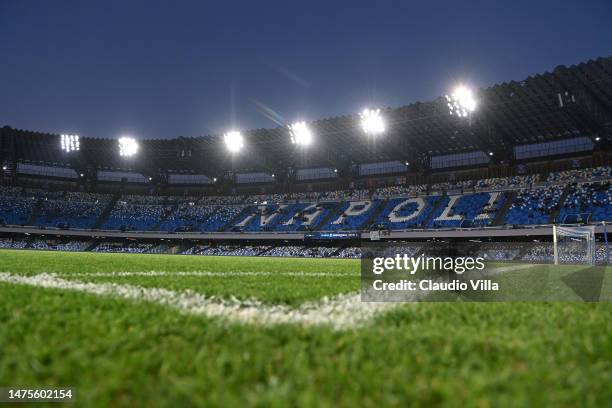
[0,186,36,226]
[264,246,339,258]
[30,238,90,251]
[559,181,612,223]
[159,200,218,232]
[504,186,563,225]
[1,57,611,263]
[319,189,370,201]
[371,196,437,230]
[177,244,353,258]
[547,166,612,183]
[200,195,245,205]
[200,205,246,232]
[429,180,474,192]
[4,166,612,232]
[93,241,155,253]
[373,184,426,198]
[36,192,111,229]
[428,192,505,228]
[273,203,334,232]
[475,243,522,261]
[319,200,383,231]
[187,245,266,256]
[0,237,27,249]
[332,246,361,258]
[475,175,539,190]
[102,195,172,231]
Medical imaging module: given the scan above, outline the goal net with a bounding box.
[553,225,595,265]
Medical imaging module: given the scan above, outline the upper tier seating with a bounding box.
[429,180,474,192]
[428,192,505,228]
[200,195,245,205]
[475,174,539,190]
[504,186,563,225]
[159,201,218,232]
[0,186,36,226]
[246,193,290,204]
[319,189,370,201]
[36,192,111,229]
[559,181,612,223]
[547,166,612,183]
[200,206,246,232]
[319,200,383,231]
[101,195,172,231]
[373,184,426,197]
[372,196,437,230]
[273,203,335,232]
[2,166,612,232]
[231,203,305,232]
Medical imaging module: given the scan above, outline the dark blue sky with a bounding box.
[0,0,610,139]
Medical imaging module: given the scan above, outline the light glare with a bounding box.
[289,121,313,146]
[224,131,244,153]
[60,134,80,152]
[446,86,477,117]
[118,137,139,157]
[360,109,385,135]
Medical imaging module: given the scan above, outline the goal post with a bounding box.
[553,225,595,265]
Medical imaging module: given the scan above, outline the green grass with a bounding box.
[0,249,360,305]
[0,249,358,275]
[0,249,611,407]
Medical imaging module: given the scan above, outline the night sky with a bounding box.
[0,0,610,139]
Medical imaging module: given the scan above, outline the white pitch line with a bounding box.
[56,271,357,278]
[54,264,534,279]
[0,264,536,329]
[0,273,397,330]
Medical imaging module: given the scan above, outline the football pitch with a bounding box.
[0,250,611,407]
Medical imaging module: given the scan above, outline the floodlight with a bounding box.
[289,121,313,146]
[2,166,7,171]
[60,134,80,152]
[118,137,138,157]
[595,137,601,141]
[213,177,217,182]
[224,131,244,153]
[360,109,385,135]
[445,85,477,117]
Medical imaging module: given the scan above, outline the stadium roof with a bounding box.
[2,56,611,178]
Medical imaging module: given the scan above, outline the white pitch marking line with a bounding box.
[56,271,357,278]
[0,264,535,329]
[0,273,396,330]
[53,264,535,279]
